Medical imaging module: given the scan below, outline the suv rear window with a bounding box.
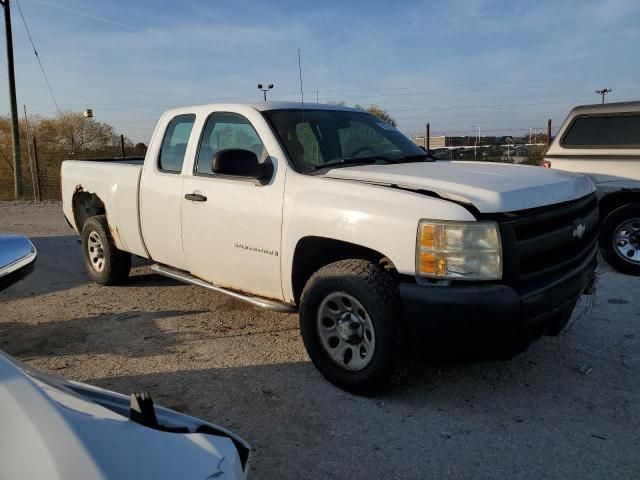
[561,113,640,148]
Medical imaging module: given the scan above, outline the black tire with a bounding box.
[299,259,411,395]
[81,215,131,285]
[600,203,640,276]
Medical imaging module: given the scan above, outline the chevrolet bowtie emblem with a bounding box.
[572,222,586,239]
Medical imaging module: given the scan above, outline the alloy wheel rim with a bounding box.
[613,218,640,265]
[87,231,106,272]
[316,291,376,371]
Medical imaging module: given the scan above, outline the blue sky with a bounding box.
[2,0,640,142]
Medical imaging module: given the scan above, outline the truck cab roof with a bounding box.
[163,101,361,118]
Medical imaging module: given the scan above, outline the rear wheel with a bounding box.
[601,203,640,276]
[299,259,411,395]
[81,215,131,285]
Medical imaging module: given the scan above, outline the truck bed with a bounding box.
[61,159,148,258]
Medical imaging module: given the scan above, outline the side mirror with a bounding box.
[0,235,37,292]
[211,149,273,183]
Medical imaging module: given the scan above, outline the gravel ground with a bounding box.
[1,201,639,479]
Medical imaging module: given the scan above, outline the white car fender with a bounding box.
[280,171,476,302]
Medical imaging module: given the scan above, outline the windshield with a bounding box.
[262,109,428,173]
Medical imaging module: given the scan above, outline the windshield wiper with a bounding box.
[401,153,435,162]
[313,155,398,170]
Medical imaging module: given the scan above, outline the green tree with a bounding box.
[327,101,398,127]
[355,104,397,127]
[520,145,547,166]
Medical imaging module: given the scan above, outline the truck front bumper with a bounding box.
[399,249,597,355]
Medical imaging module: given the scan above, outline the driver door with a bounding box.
[181,112,285,300]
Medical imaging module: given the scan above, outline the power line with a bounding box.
[26,0,135,30]
[305,71,640,94]
[15,0,61,113]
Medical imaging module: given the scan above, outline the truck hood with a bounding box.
[323,161,595,213]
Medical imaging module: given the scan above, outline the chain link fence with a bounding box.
[0,173,61,201]
[426,144,547,165]
[1,141,141,201]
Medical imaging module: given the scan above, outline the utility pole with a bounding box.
[1,0,22,197]
[547,119,552,148]
[595,88,611,104]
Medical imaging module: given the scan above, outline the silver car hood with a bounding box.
[0,352,250,479]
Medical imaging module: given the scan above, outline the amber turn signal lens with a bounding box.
[419,252,436,274]
[420,224,435,249]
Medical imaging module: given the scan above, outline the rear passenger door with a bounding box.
[140,113,196,269]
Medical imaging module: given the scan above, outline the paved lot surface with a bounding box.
[1,201,639,479]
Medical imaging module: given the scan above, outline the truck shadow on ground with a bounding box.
[0,309,206,359]
[0,235,182,301]
[89,340,584,432]
[88,335,634,479]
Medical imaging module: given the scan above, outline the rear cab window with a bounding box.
[158,114,196,173]
[561,113,640,148]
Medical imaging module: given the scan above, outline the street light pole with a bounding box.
[257,83,274,101]
[1,0,22,197]
[595,88,612,104]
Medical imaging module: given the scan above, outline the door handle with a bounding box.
[184,193,207,202]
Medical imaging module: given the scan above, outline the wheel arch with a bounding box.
[599,189,640,220]
[72,190,106,233]
[290,236,397,305]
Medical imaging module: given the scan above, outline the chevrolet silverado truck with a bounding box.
[62,102,598,394]
[544,100,640,275]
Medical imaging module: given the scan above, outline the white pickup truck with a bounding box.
[544,101,640,275]
[62,102,598,394]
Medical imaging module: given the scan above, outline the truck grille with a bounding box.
[498,193,598,290]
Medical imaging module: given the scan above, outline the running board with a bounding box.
[150,264,297,313]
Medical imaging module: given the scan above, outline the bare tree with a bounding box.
[38,112,120,157]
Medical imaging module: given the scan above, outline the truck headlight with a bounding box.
[416,220,502,280]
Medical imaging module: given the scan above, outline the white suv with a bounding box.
[545,101,640,275]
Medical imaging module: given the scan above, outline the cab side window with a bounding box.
[158,114,196,173]
[196,113,267,175]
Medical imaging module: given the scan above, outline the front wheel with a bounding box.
[601,203,640,276]
[299,259,411,395]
